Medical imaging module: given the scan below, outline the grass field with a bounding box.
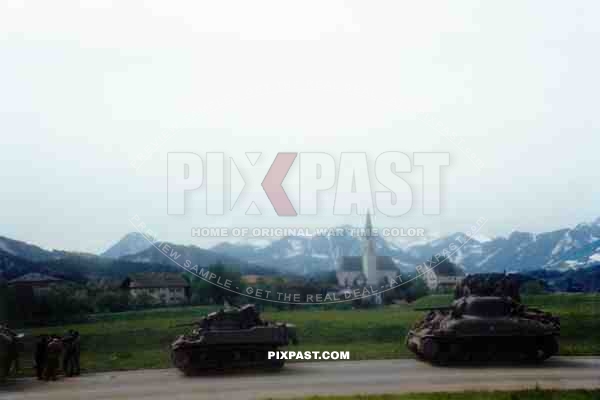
[268,389,600,400]
[18,293,600,374]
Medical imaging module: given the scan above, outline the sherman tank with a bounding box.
[0,325,22,381]
[406,274,560,364]
[171,304,297,374]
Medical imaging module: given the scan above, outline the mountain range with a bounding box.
[0,233,278,282]
[209,218,600,276]
[1,218,599,282]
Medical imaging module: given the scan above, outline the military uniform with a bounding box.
[43,338,63,381]
[0,326,20,380]
[34,335,49,380]
[62,330,81,377]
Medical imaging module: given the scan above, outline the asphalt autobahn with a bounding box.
[2,357,599,400]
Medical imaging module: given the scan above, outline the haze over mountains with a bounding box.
[1,218,599,283]
[0,234,272,282]
[208,218,600,275]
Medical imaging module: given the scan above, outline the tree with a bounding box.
[0,283,18,322]
[189,263,242,305]
[130,292,156,309]
[93,290,130,313]
[520,280,546,295]
[405,278,429,302]
[33,283,93,321]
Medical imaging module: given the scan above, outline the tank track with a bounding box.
[409,334,558,365]
[171,344,285,375]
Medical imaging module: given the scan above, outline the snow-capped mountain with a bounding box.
[101,232,153,259]
[211,228,433,276]
[209,219,600,275]
[3,218,599,279]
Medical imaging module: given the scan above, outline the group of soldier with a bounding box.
[34,330,81,381]
[455,273,521,302]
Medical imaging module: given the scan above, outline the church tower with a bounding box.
[362,210,378,285]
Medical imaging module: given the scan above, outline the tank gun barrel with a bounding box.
[171,321,202,328]
[413,305,453,311]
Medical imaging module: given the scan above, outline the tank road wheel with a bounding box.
[422,338,452,365]
[421,338,439,362]
[259,349,282,370]
[528,336,558,362]
[0,359,8,382]
[527,347,544,363]
[449,343,462,361]
[212,351,227,371]
[267,358,285,370]
[538,336,559,361]
[172,349,210,375]
[172,350,194,375]
[482,343,497,362]
[171,350,186,368]
[435,350,450,366]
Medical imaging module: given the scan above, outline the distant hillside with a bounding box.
[0,236,63,262]
[0,250,47,280]
[0,236,268,282]
[0,248,179,282]
[122,242,281,276]
[0,234,281,283]
[527,264,600,292]
[101,232,153,259]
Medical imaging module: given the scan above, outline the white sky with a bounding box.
[0,1,598,253]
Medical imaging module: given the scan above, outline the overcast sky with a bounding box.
[1,1,599,253]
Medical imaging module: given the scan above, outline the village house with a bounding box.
[8,272,68,319]
[420,258,466,292]
[8,272,64,296]
[121,272,191,306]
[242,275,275,285]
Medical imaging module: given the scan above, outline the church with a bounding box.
[336,212,399,301]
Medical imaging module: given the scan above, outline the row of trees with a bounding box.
[1,262,437,325]
[0,264,247,324]
[0,282,133,323]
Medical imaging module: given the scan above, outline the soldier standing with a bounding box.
[43,337,63,381]
[0,325,20,380]
[34,335,49,380]
[62,330,81,377]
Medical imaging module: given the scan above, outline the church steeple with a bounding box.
[365,210,373,236]
[362,210,377,285]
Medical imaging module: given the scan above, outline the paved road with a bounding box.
[2,357,599,400]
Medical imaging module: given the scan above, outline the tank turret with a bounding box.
[171,304,297,374]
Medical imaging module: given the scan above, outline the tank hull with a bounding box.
[170,306,296,374]
[407,331,559,364]
[406,296,560,365]
[171,343,286,374]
